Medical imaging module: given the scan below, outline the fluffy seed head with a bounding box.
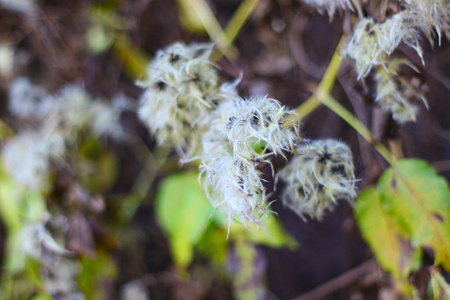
[2,130,65,190]
[3,79,125,190]
[402,0,450,45]
[200,155,270,234]
[344,15,422,79]
[277,139,356,219]
[9,77,53,119]
[303,0,353,17]
[199,93,301,233]
[375,59,427,123]
[90,94,129,139]
[137,42,219,160]
[214,95,300,162]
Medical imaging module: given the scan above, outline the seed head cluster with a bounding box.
[2,78,125,190]
[342,0,449,122]
[138,42,357,231]
[344,1,450,79]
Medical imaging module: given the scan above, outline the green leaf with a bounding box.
[355,187,418,291]
[155,171,213,268]
[378,159,450,270]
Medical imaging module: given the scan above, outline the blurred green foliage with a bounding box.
[79,251,117,300]
[155,171,213,268]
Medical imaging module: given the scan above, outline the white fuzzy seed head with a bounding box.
[3,79,125,190]
[344,14,422,79]
[375,59,427,123]
[402,0,450,46]
[216,96,300,162]
[9,77,54,119]
[138,42,220,160]
[199,94,300,232]
[2,130,65,190]
[277,139,356,219]
[50,85,92,136]
[303,0,353,17]
[201,155,270,232]
[89,94,128,139]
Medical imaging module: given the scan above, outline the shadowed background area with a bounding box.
[0,0,449,299]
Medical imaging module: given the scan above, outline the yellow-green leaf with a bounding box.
[155,171,213,268]
[378,159,450,270]
[355,187,418,287]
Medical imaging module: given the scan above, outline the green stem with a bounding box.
[295,37,344,118]
[185,0,239,60]
[320,94,396,165]
[295,95,320,119]
[317,37,345,96]
[223,0,259,47]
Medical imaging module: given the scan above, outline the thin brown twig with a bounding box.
[292,260,376,300]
